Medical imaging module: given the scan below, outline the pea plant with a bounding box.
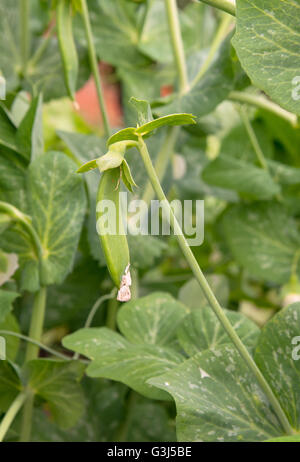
[0,0,300,443]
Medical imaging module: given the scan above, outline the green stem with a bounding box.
[164,0,189,93]
[239,106,269,171]
[142,126,179,205]
[20,0,30,76]
[229,91,298,128]
[199,0,236,16]
[19,287,47,442]
[85,290,117,329]
[80,0,110,137]
[24,287,47,362]
[115,391,137,442]
[137,135,294,436]
[0,330,71,361]
[0,392,27,442]
[190,14,232,88]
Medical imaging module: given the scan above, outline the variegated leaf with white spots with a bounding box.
[27,151,87,285]
[117,292,189,346]
[63,325,184,401]
[255,303,300,432]
[177,306,260,357]
[149,345,283,442]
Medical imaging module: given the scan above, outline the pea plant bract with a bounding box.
[0,0,300,443]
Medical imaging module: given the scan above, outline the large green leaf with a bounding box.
[149,345,283,441]
[117,292,189,346]
[26,359,85,429]
[255,303,300,431]
[177,306,260,357]
[233,0,300,115]
[86,344,184,400]
[63,324,184,400]
[222,202,300,284]
[202,155,280,199]
[156,33,234,118]
[27,151,87,285]
[57,131,106,264]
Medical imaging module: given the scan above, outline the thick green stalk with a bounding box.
[200,0,236,16]
[137,135,294,436]
[164,0,189,94]
[229,91,298,128]
[0,392,27,442]
[80,0,110,137]
[24,287,47,362]
[20,0,30,75]
[20,287,47,442]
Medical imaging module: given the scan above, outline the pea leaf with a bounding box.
[0,107,20,153]
[176,307,260,357]
[255,303,300,431]
[135,113,196,136]
[63,332,184,401]
[26,359,85,429]
[0,290,19,323]
[27,151,87,286]
[232,0,300,115]
[156,33,234,119]
[86,344,184,400]
[107,128,138,146]
[202,155,281,199]
[0,360,21,412]
[63,294,186,401]
[63,328,130,360]
[149,346,283,441]
[179,275,229,310]
[107,114,196,146]
[222,202,300,284]
[17,94,44,162]
[130,97,153,126]
[117,292,189,346]
[0,147,27,210]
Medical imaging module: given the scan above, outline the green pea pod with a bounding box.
[57,0,78,101]
[96,168,130,290]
